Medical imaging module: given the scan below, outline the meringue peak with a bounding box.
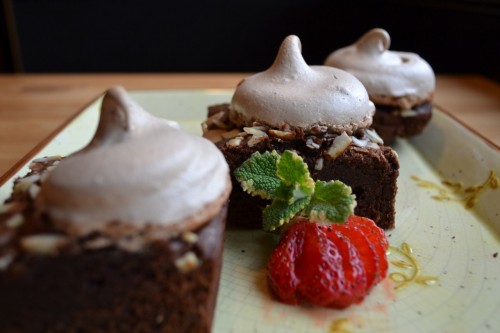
[268,35,310,79]
[86,86,178,149]
[356,28,391,56]
[230,35,374,134]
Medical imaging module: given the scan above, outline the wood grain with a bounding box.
[0,74,498,180]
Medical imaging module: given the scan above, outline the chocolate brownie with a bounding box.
[372,101,433,144]
[325,28,436,145]
[0,157,227,333]
[205,104,399,230]
[0,86,232,333]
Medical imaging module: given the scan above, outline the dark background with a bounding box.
[1,0,499,80]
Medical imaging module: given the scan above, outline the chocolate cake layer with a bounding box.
[372,101,433,144]
[0,160,226,333]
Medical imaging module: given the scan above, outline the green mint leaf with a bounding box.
[277,150,315,197]
[234,150,281,199]
[262,196,311,231]
[273,182,310,205]
[302,180,357,223]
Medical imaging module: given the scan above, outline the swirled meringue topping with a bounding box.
[230,35,375,134]
[325,28,435,108]
[37,86,230,235]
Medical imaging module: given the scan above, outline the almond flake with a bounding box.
[268,129,295,140]
[0,253,14,271]
[29,184,41,199]
[247,135,267,147]
[352,136,368,148]
[175,251,200,273]
[14,174,41,193]
[211,118,229,129]
[365,129,384,145]
[117,237,143,252]
[205,111,229,129]
[226,136,244,147]
[243,127,267,137]
[31,155,63,163]
[327,132,352,159]
[314,158,324,171]
[401,109,418,117]
[84,237,113,250]
[310,125,328,135]
[6,213,24,228]
[306,138,321,149]
[181,231,199,244]
[20,234,69,255]
[0,203,15,214]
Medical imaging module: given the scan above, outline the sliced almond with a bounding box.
[314,158,324,171]
[181,231,199,244]
[309,125,328,135]
[20,234,69,255]
[84,237,113,250]
[0,202,15,214]
[5,213,24,229]
[204,111,228,129]
[31,155,63,164]
[14,174,41,193]
[365,128,384,145]
[243,127,267,137]
[175,251,200,273]
[226,136,244,147]
[327,132,352,159]
[28,184,41,199]
[268,129,295,140]
[247,135,268,147]
[400,109,418,117]
[0,253,14,271]
[352,136,368,148]
[306,138,321,149]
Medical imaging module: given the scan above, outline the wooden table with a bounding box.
[0,74,499,181]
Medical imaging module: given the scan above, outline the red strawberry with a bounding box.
[267,215,388,309]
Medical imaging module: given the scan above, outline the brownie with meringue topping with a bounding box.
[325,28,435,144]
[203,36,399,230]
[0,87,231,333]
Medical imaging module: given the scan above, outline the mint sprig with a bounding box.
[234,150,357,231]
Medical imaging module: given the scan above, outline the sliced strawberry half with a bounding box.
[266,221,304,304]
[294,221,345,307]
[348,215,389,277]
[324,227,367,308]
[335,223,381,290]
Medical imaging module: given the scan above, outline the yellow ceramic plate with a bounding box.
[1,90,499,333]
